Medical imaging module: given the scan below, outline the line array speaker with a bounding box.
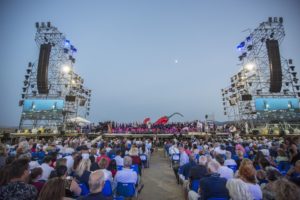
[37,43,51,94]
[65,95,76,102]
[241,94,252,101]
[266,39,282,93]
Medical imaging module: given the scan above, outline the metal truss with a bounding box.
[222,17,300,126]
[19,22,91,131]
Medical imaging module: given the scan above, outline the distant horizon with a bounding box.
[1,0,300,126]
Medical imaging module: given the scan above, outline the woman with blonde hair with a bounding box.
[237,159,262,200]
[226,178,253,200]
[74,159,91,188]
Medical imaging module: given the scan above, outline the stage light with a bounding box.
[62,65,71,74]
[25,75,29,80]
[26,69,31,74]
[292,72,297,77]
[35,22,39,28]
[64,40,70,47]
[285,82,289,86]
[245,63,255,71]
[247,45,253,51]
[294,78,299,84]
[71,79,76,85]
[295,86,300,90]
[22,87,27,93]
[289,66,295,71]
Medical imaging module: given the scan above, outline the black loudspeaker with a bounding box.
[241,94,252,101]
[65,95,76,102]
[266,39,282,93]
[37,43,51,94]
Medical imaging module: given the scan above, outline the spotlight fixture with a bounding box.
[289,66,295,71]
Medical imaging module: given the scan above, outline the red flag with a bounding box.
[143,117,151,124]
[154,116,169,125]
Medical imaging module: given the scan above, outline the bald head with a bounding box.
[88,170,105,193]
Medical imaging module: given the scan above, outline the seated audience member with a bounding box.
[80,145,90,160]
[289,147,300,166]
[224,151,237,166]
[237,159,262,200]
[174,145,189,184]
[287,160,300,186]
[29,167,44,193]
[276,149,289,163]
[215,154,234,180]
[114,156,137,185]
[188,160,229,200]
[189,155,208,189]
[129,144,142,175]
[226,178,253,200]
[107,159,117,178]
[74,159,91,188]
[55,158,67,169]
[38,177,73,200]
[78,170,112,200]
[40,156,54,181]
[65,152,77,174]
[0,158,38,200]
[49,165,81,197]
[0,143,8,168]
[180,154,197,182]
[114,150,124,167]
[262,167,282,200]
[97,149,110,164]
[89,155,100,172]
[272,178,300,200]
[98,158,113,183]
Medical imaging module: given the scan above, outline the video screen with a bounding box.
[23,99,64,112]
[255,98,299,111]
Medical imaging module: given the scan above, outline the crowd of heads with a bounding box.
[165,134,300,200]
[0,135,153,199]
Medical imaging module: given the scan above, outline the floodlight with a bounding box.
[245,63,255,71]
[62,65,71,74]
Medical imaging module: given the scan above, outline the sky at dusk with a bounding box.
[0,0,300,126]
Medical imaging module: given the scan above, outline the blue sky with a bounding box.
[0,0,300,126]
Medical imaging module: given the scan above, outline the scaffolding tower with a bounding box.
[222,17,300,127]
[19,22,91,132]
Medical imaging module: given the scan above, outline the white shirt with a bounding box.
[169,145,179,155]
[224,159,237,166]
[29,161,40,170]
[101,169,113,183]
[218,166,234,180]
[40,163,54,181]
[245,182,263,200]
[115,155,124,166]
[180,151,189,166]
[114,168,137,184]
[65,155,74,173]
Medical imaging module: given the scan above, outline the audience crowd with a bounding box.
[0,133,300,199]
[164,134,300,200]
[0,136,152,200]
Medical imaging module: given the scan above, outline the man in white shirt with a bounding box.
[114,156,137,185]
[115,150,124,166]
[39,156,54,181]
[224,151,237,166]
[215,154,233,180]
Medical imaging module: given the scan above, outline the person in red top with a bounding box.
[129,144,142,175]
[96,149,110,165]
[29,167,44,194]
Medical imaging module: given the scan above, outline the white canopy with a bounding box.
[67,117,91,125]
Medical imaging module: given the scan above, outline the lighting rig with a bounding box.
[222,17,300,126]
[19,22,91,131]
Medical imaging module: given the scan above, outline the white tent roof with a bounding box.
[67,117,91,125]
